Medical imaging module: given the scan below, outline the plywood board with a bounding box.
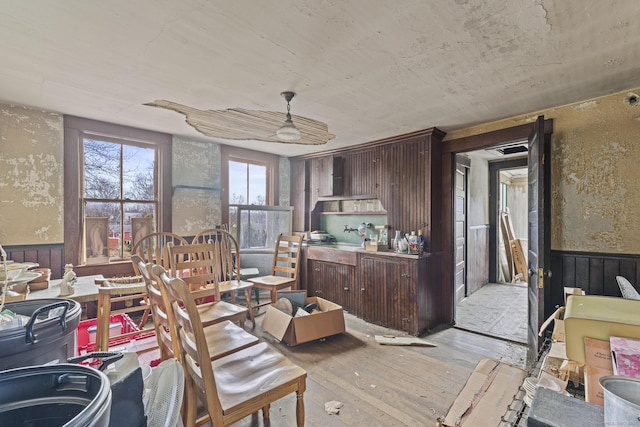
[375,335,437,347]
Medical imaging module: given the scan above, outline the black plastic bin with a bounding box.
[0,363,111,427]
[0,298,81,370]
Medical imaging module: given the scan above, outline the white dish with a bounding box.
[5,271,42,288]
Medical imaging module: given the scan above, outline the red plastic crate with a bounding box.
[77,313,139,354]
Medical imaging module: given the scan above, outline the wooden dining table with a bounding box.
[27,274,104,318]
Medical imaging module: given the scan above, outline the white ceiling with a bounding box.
[2,1,640,157]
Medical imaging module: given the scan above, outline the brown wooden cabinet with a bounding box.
[360,255,418,333]
[303,246,444,336]
[307,259,358,315]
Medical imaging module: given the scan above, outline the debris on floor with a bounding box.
[324,400,343,415]
[375,335,437,347]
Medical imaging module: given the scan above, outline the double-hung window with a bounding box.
[64,116,171,266]
[82,137,157,263]
[221,147,290,249]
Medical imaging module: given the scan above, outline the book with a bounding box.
[610,335,640,378]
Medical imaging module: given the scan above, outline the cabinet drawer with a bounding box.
[307,247,357,265]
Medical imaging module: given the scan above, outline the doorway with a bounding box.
[441,118,552,364]
[453,147,529,344]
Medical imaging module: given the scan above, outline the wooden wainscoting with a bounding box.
[467,225,489,296]
[4,243,137,280]
[5,244,64,279]
[550,250,640,307]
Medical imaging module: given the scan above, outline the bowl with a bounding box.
[0,268,26,282]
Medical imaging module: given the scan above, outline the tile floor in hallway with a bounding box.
[454,282,528,344]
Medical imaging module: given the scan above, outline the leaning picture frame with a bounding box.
[85,217,109,264]
[131,217,153,251]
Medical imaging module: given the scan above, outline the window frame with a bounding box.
[221,146,280,227]
[64,116,172,266]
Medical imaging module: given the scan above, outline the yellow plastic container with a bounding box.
[565,295,640,363]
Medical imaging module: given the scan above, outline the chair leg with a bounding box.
[262,404,270,420]
[296,390,305,427]
[244,288,255,329]
[254,287,260,305]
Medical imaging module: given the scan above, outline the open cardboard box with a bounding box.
[262,293,346,346]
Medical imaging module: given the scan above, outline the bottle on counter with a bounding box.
[408,231,419,254]
[417,229,426,254]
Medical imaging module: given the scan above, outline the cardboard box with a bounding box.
[565,295,640,363]
[439,359,527,427]
[262,296,345,346]
[564,287,585,305]
[538,306,566,342]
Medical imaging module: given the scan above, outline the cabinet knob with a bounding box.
[360,287,366,292]
[343,287,349,291]
[401,273,411,278]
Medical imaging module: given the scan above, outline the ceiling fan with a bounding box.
[145,92,334,145]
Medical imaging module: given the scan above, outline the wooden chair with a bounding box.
[131,231,189,273]
[192,227,261,301]
[95,279,157,354]
[130,231,188,327]
[161,271,307,427]
[249,233,304,308]
[168,241,250,329]
[192,228,256,327]
[134,256,259,362]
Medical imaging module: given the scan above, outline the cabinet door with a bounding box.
[360,256,416,332]
[307,260,354,309]
[311,156,343,198]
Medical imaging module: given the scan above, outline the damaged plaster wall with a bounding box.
[0,104,63,245]
[172,136,222,235]
[446,87,640,254]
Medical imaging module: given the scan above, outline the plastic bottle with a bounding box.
[417,229,426,254]
[408,231,418,254]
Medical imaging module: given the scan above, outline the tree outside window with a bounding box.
[83,138,157,262]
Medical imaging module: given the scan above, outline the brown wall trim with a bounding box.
[292,127,447,160]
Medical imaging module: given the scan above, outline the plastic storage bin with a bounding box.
[77,313,139,354]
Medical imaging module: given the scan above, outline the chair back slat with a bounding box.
[131,232,189,274]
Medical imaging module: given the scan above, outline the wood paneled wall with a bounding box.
[5,244,64,279]
[4,243,137,280]
[467,225,489,296]
[550,250,640,307]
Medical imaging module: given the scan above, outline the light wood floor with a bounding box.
[222,310,528,427]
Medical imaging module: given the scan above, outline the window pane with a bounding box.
[236,206,291,249]
[84,139,121,198]
[248,164,266,205]
[85,202,120,261]
[123,144,156,201]
[123,203,155,255]
[229,161,248,204]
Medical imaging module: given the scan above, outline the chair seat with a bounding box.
[211,342,306,416]
[219,279,254,293]
[197,300,248,327]
[203,320,259,360]
[249,275,295,287]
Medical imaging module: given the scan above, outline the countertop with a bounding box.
[304,242,433,259]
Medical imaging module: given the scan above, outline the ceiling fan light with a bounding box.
[276,113,301,141]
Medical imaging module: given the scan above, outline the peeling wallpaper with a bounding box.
[172,137,222,234]
[0,105,63,245]
[446,87,640,254]
[2,87,640,255]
